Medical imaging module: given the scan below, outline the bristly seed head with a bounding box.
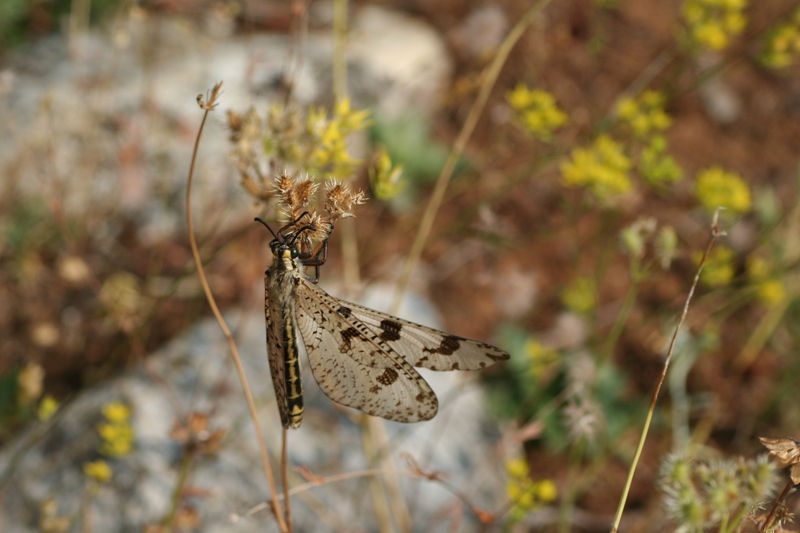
[270,174,365,245]
[325,180,367,222]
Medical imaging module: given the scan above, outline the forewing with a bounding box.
[265,273,291,428]
[321,299,509,371]
[294,282,439,423]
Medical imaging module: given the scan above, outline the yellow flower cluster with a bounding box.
[308,98,371,178]
[617,91,683,186]
[83,402,134,483]
[747,256,786,306]
[505,459,558,523]
[97,402,134,457]
[682,0,748,51]
[507,83,568,142]
[258,98,370,180]
[83,460,113,483]
[694,166,751,214]
[617,91,671,139]
[696,246,734,287]
[561,135,632,201]
[37,394,59,421]
[760,7,800,68]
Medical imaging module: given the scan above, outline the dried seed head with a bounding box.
[267,174,365,246]
[760,436,800,485]
[760,437,800,467]
[305,212,333,243]
[325,180,367,222]
[293,178,318,211]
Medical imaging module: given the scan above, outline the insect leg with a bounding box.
[301,238,329,282]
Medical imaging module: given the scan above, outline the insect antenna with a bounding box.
[254,217,281,241]
[287,225,317,246]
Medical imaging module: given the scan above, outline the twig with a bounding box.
[187,82,288,533]
[282,428,293,533]
[245,463,496,523]
[760,479,795,532]
[610,209,726,532]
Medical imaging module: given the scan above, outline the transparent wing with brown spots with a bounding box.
[293,281,509,423]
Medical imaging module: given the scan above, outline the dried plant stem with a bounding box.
[330,1,401,531]
[760,478,794,532]
[247,466,492,522]
[610,213,725,533]
[363,416,412,533]
[391,0,552,314]
[332,0,362,294]
[332,0,348,99]
[187,83,288,533]
[281,429,293,533]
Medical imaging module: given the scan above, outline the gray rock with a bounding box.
[0,6,451,239]
[0,290,507,532]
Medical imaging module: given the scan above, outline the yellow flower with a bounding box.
[760,10,800,69]
[682,0,748,51]
[561,135,632,201]
[507,84,568,141]
[694,166,751,214]
[617,91,672,139]
[747,256,786,306]
[97,402,135,458]
[97,422,131,442]
[505,458,558,523]
[533,479,558,503]
[335,98,371,132]
[83,460,113,483]
[101,437,134,457]
[102,402,131,422]
[37,395,60,422]
[756,279,786,306]
[695,22,729,50]
[506,458,529,479]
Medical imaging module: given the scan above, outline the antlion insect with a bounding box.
[256,210,509,430]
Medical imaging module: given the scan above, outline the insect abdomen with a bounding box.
[282,304,304,429]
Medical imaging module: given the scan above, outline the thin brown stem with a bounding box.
[246,465,494,523]
[282,428,293,533]
[610,211,725,532]
[760,479,794,532]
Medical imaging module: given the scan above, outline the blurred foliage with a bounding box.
[369,112,464,187]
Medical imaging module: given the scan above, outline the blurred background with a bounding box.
[1,0,800,531]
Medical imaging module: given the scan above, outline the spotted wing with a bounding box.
[265,273,304,429]
[331,298,510,372]
[294,281,439,423]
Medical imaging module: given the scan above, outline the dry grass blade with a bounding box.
[390,0,553,314]
[610,210,726,533]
